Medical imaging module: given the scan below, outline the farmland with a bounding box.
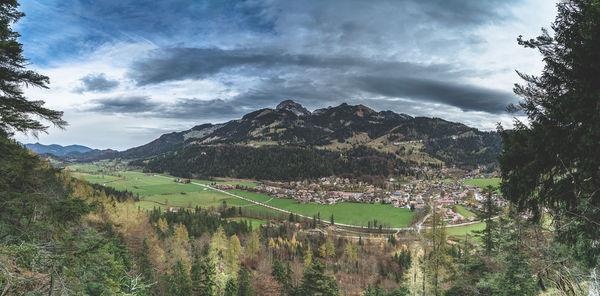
[446,222,486,237]
[69,164,416,228]
[463,177,501,189]
[229,190,416,228]
[69,165,257,210]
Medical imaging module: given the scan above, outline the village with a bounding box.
[211,169,506,226]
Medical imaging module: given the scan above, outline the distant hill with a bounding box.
[25,143,93,156]
[122,100,502,180]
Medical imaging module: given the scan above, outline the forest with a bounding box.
[133,145,410,182]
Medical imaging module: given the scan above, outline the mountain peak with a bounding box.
[276,99,310,117]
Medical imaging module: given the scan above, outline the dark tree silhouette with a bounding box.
[0,0,66,135]
[498,0,600,268]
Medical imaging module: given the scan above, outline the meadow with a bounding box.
[70,163,415,228]
[446,222,486,237]
[70,163,416,227]
[69,165,257,210]
[229,190,416,228]
[463,177,501,189]
[454,205,476,218]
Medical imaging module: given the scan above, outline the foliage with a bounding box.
[299,261,339,296]
[0,0,66,134]
[498,0,600,269]
[135,144,410,181]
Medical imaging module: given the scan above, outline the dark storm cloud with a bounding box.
[75,73,120,93]
[128,47,514,113]
[87,96,158,114]
[128,48,389,85]
[354,76,516,114]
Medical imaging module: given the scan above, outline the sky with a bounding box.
[14,0,558,150]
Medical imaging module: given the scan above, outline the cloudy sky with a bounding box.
[15,0,557,150]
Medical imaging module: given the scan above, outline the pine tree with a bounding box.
[272,259,286,285]
[423,204,451,296]
[473,186,500,256]
[192,256,216,296]
[498,0,600,269]
[224,277,238,296]
[299,261,339,296]
[138,239,155,284]
[0,0,66,135]
[237,267,253,296]
[172,260,192,295]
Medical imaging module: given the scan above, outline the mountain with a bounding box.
[122,100,502,180]
[25,143,93,156]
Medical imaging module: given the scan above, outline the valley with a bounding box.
[69,162,496,234]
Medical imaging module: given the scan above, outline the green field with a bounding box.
[228,217,268,229]
[446,222,486,236]
[463,178,501,190]
[229,190,415,228]
[72,164,415,227]
[72,169,256,210]
[454,205,476,218]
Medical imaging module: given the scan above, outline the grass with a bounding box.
[446,222,486,236]
[228,217,268,229]
[463,178,501,190]
[230,190,415,228]
[72,164,413,227]
[72,168,256,209]
[454,205,476,218]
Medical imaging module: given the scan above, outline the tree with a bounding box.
[423,205,451,296]
[0,0,66,135]
[498,0,600,282]
[138,239,155,285]
[245,229,260,260]
[226,234,242,274]
[237,267,253,296]
[299,261,339,296]
[224,277,238,296]
[303,245,313,267]
[172,260,192,295]
[495,245,538,296]
[191,256,216,296]
[473,185,500,255]
[272,259,287,285]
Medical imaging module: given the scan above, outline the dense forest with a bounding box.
[133,145,409,181]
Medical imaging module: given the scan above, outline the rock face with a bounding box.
[275,99,311,117]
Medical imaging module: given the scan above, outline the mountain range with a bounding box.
[36,100,502,179]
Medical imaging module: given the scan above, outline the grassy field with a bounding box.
[446,222,486,236]
[71,164,414,227]
[463,178,501,190]
[71,168,256,210]
[229,190,415,228]
[454,205,476,218]
[228,217,268,229]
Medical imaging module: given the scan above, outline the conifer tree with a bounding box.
[498,0,600,270]
[138,239,155,285]
[237,267,253,296]
[172,260,192,295]
[299,261,339,296]
[0,0,66,135]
